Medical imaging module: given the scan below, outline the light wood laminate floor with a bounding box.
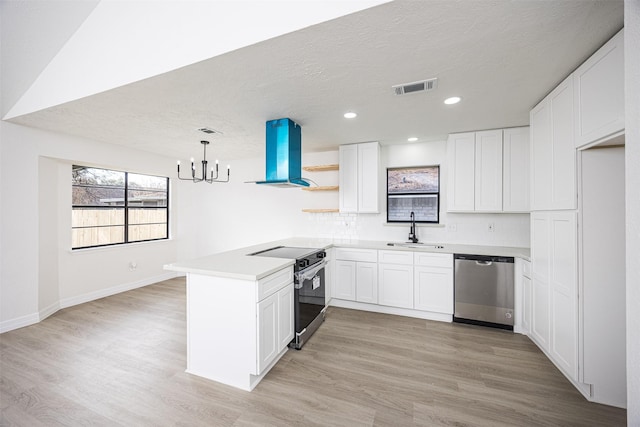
[0,277,626,426]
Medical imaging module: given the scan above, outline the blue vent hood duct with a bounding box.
[255,118,310,187]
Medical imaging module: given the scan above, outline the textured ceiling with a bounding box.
[5,0,624,163]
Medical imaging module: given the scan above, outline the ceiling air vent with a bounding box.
[392,78,438,96]
[197,127,223,135]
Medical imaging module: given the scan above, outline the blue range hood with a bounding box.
[255,118,310,187]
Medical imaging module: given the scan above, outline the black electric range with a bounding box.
[250,246,327,349]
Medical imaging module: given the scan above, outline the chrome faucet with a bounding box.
[408,211,418,243]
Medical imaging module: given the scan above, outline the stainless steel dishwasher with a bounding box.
[453,254,515,330]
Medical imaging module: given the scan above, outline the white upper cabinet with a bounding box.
[530,75,576,211]
[474,129,503,212]
[503,127,530,212]
[338,144,358,213]
[447,128,528,212]
[339,142,379,213]
[446,132,476,211]
[574,29,624,148]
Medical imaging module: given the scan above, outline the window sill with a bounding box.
[383,222,445,228]
[68,238,174,254]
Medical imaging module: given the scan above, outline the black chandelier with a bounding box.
[177,140,230,183]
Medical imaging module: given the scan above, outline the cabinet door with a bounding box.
[277,284,294,350]
[334,260,356,301]
[549,211,578,380]
[447,132,476,211]
[522,275,532,335]
[530,101,552,211]
[339,144,358,213]
[550,76,576,210]
[378,264,414,309]
[530,212,550,351]
[474,129,503,211]
[358,142,380,213]
[356,262,378,303]
[503,127,530,212]
[257,292,279,374]
[414,266,453,314]
[574,30,624,147]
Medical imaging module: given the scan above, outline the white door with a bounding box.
[447,132,476,211]
[474,129,503,211]
[414,266,453,314]
[358,142,380,213]
[378,264,414,309]
[257,292,278,374]
[339,144,358,213]
[356,262,378,304]
[503,127,530,212]
[334,260,356,301]
[277,284,294,350]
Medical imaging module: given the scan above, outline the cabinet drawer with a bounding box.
[414,252,452,268]
[257,267,293,302]
[335,248,377,263]
[378,250,413,265]
[522,260,532,279]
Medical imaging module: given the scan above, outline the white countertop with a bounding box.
[164,237,530,281]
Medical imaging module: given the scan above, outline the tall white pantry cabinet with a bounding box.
[528,29,625,408]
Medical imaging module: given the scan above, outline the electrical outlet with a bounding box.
[129,261,137,271]
[488,223,495,232]
[447,223,457,232]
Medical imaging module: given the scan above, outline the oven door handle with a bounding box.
[294,260,327,285]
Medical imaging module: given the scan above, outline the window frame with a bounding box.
[386,165,440,224]
[71,166,169,250]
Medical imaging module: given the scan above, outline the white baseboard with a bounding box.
[59,272,178,309]
[39,301,61,321]
[329,298,452,323]
[0,312,40,334]
[0,272,179,334]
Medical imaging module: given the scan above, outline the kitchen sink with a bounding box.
[387,242,445,249]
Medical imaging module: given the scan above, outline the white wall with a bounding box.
[175,141,530,258]
[0,122,179,332]
[625,0,640,423]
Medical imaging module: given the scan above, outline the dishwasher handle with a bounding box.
[475,260,493,266]
[454,253,515,263]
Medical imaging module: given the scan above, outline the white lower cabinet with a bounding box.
[356,262,378,304]
[334,260,356,300]
[530,211,578,381]
[413,253,453,314]
[277,284,295,350]
[257,292,278,373]
[414,266,453,314]
[257,283,294,375]
[333,248,455,320]
[378,263,414,309]
[333,260,377,303]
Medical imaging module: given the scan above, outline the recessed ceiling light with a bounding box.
[343,112,357,119]
[444,96,461,105]
[408,137,418,142]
